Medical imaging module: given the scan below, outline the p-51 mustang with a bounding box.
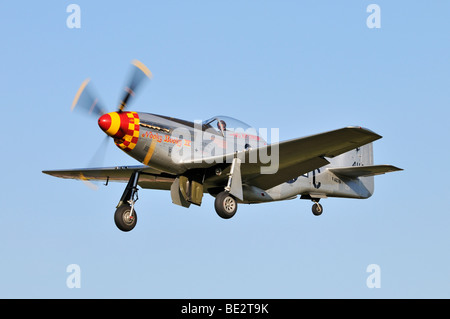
[43,60,402,231]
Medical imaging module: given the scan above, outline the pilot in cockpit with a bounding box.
[217,120,227,132]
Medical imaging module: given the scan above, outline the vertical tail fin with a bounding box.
[328,143,375,197]
[329,143,374,167]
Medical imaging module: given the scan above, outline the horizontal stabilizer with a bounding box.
[328,165,403,178]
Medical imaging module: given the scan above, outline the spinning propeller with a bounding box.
[70,60,152,189]
[71,59,152,117]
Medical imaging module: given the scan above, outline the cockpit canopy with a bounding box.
[203,115,267,146]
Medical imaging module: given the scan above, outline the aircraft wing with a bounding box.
[42,165,176,190]
[328,165,403,178]
[186,126,383,190]
[241,126,383,189]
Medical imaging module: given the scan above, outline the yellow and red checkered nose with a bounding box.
[98,112,140,152]
[98,112,124,138]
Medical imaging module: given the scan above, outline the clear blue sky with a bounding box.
[1,1,449,298]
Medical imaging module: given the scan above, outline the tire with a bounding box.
[114,205,137,232]
[312,203,323,216]
[214,191,237,219]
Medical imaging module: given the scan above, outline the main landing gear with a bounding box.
[214,156,241,219]
[114,171,140,231]
[214,191,238,219]
[114,205,137,232]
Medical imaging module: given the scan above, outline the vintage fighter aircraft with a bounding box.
[43,60,402,231]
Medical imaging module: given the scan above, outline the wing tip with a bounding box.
[345,126,383,139]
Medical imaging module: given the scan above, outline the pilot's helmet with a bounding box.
[217,120,226,131]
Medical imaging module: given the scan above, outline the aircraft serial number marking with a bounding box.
[332,176,342,184]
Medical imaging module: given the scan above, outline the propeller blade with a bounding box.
[87,135,110,167]
[80,173,99,191]
[79,136,110,191]
[118,60,152,112]
[71,78,106,117]
[70,59,152,191]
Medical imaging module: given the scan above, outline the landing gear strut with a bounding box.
[214,156,241,219]
[114,171,140,231]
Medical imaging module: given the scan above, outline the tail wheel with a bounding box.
[114,205,137,231]
[312,203,323,216]
[312,202,323,216]
[214,191,238,219]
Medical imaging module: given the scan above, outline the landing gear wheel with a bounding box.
[214,191,237,219]
[114,205,137,232]
[312,203,323,216]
